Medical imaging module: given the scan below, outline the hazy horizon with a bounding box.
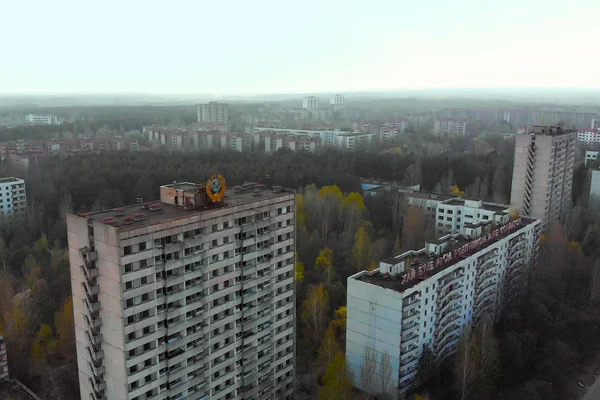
[2,0,600,94]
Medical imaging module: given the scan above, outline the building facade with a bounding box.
[253,127,345,147]
[433,120,467,136]
[25,114,58,125]
[197,102,229,124]
[510,126,576,228]
[577,129,600,144]
[0,177,26,219]
[591,170,600,200]
[434,199,511,235]
[335,132,373,151]
[302,96,319,110]
[0,335,7,382]
[592,118,600,130]
[585,151,599,166]
[330,94,344,110]
[67,180,296,400]
[346,216,540,396]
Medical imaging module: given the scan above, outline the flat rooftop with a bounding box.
[408,192,455,201]
[0,381,40,400]
[443,199,510,213]
[0,177,21,184]
[78,185,294,232]
[358,218,537,293]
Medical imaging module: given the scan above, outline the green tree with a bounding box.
[318,326,341,368]
[316,247,334,285]
[319,352,355,400]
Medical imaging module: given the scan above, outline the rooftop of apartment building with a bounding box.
[356,216,537,294]
[77,180,294,232]
[0,380,43,400]
[0,177,22,184]
[442,198,510,213]
[528,125,577,135]
[406,191,455,201]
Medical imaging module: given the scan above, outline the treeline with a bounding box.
[0,235,76,399]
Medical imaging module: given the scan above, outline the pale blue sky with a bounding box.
[1,0,599,94]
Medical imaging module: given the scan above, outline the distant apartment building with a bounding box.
[577,129,600,144]
[0,177,27,219]
[0,335,8,382]
[330,94,344,110]
[302,96,319,110]
[591,169,600,200]
[67,180,296,400]
[335,132,373,151]
[353,120,408,137]
[510,125,576,228]
[585,151,599,165]
[258,134,320,153]
[591,119,600,130]
[346,215,541,397]
[197,102,229,124]
[25,114,58,125]
[360,180,421,197]
[433,120,467,136]
[253,127,341,147]
[191,123,230,134]
[434,199,511,235]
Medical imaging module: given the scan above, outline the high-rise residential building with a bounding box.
[67,179,296,400]
[330,94,344,110]
[0,177,27,219]
[25,114,58,125]
[197,102,229,124]
[510,125,576,228]
[0,335,8,382]
[592,118,600,130]
[302,96,319,110]
[433,120,467,135]
[346,215,541,397]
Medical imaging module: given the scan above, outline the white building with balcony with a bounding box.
[0,177,27,218]
[346,216,540,397]
[67,181,296,400]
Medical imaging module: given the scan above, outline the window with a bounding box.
[141,276,148,285]
[124,245,132,255]
[124,263,133,273]
[139,242,147,251]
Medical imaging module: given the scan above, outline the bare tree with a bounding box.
[360,344,377,399]
[379,351,394,399]
[475,314,499,388]
[401,206,432,251]
[301,284,330,344]
[454,327,477,400]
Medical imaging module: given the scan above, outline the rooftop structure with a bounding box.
[67,177,296,400]
[346,216,541,396]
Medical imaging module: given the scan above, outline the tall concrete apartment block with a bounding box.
[302,96,319,110]
[0,335,8,382]
[67,180,296,400]
[510,125,576,228]
[346,215,541,397]
[197,102,229,124]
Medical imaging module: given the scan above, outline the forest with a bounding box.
[0,144,598,399]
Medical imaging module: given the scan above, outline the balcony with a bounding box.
[402,322,419,335]
[84,314,101,330]
[400,346,419,361]
[402,311,419,325]
[438,311,461,329]
[82,281,99,297]
[88,376,106,393]
[80,263,98,279]
[439,274,462,293]
[403,298,421,313]
[437,285,462,304]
